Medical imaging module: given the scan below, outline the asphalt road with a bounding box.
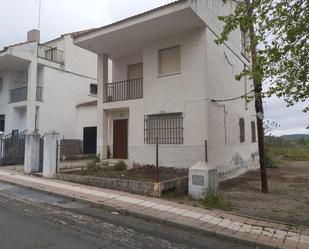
[0,181,254,249]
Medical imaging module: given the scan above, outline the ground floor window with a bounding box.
[0,115,4,132]
[239,118,245,143]
[251,121,256,142]
[144,113,183,144]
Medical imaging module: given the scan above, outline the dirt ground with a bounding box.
[69,166,187,182]
[220,160,309,227]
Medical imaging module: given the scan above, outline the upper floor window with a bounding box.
[241,27,249,58]
[90,83,97,95]
[45,47,58,61]
[144,112,183,144]
[158,45,181,76]
[239,118,245,143]
[0,115,5,132]
[251,121,256,142]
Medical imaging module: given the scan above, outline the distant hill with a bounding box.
[281,134,309,141]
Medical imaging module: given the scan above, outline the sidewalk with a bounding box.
[0,168,308,249]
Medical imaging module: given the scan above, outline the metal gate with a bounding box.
[39,136,44,172]
[0,130,27,166]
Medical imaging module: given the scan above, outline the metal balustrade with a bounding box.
[103,78,143,103]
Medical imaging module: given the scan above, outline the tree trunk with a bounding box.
[245,0,268,193]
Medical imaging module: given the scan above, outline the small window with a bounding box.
[144,113,183,144]
[239,118,245,143]
[241,27,249,57]
[251,121,256,142]
[158,45,181,76]
[0,115,4,132]
[90,83,97,95]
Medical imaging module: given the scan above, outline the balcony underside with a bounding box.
[75,7,205,59]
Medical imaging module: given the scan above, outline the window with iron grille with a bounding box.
[251,121,256,142]
[241,27,249,58]
[90,83,97,95]
[0,115,4,132]
[144,113,183,144]
[239,118,245,143]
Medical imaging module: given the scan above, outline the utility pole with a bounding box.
[245,0,268,193]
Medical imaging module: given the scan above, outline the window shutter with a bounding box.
[159,46,180,75]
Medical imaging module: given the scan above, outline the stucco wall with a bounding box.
[75,105,97,140]
[37,66,96,138]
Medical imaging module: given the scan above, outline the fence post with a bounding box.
[43,131,60,178]
[156,137,159,183]
[24,131,40,174]
[205,140,208,163]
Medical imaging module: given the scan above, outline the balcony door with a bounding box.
[127,63,143,99]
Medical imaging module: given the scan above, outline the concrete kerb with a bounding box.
[0,177,280,249]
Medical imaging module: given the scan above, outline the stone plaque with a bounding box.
[192,175,204,186]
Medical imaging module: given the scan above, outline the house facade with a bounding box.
[0,30,97,153]
[74,0,259,180]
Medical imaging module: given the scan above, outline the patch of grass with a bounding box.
[114,161,127,171]
[202,189,232,211]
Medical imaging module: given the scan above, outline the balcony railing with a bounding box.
[10,87,43,103]
[36,86,43,101]
[103,78,143,103]
[10,87,27,103]
[37,44,64,64]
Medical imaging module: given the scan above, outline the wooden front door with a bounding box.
[113,119,128,159]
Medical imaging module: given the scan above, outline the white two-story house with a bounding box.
[0,29,98,155]
[74,0,259,180]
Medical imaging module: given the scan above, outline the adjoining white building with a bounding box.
[0,29,98,156]
[74,0,259,180]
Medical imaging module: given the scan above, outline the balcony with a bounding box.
[103,78,143,103]
[37,44,64,64]
[10,87,43,103]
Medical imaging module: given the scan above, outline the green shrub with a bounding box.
[265,149,278,168]
[114,161,127,171]
[202,189,232,211]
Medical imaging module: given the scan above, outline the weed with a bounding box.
[114,161,127,171]
[202,189,232,211]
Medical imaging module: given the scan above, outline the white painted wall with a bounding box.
[75,105,97,140]
[96,0,258,179]
[0,35,98,140]
[37,66,96,138]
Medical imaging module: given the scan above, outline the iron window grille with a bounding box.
[239,118,245,143]
[251,121,256,142]
[90,83,97,95]
[144,113,184,144]
[0,114,4,132]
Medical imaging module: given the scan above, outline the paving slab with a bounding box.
[0,169,308,249]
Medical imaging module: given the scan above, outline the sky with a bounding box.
[0,0,308,136]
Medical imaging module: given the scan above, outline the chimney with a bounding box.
[27,29,40,43]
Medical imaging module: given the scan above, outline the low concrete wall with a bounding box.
[55,174,188,197]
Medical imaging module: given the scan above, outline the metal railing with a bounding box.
[37,44,64,64]
[10,86,43,103]
[103,78,143,103]
[36,86,43,101]
[10,87,27,103]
